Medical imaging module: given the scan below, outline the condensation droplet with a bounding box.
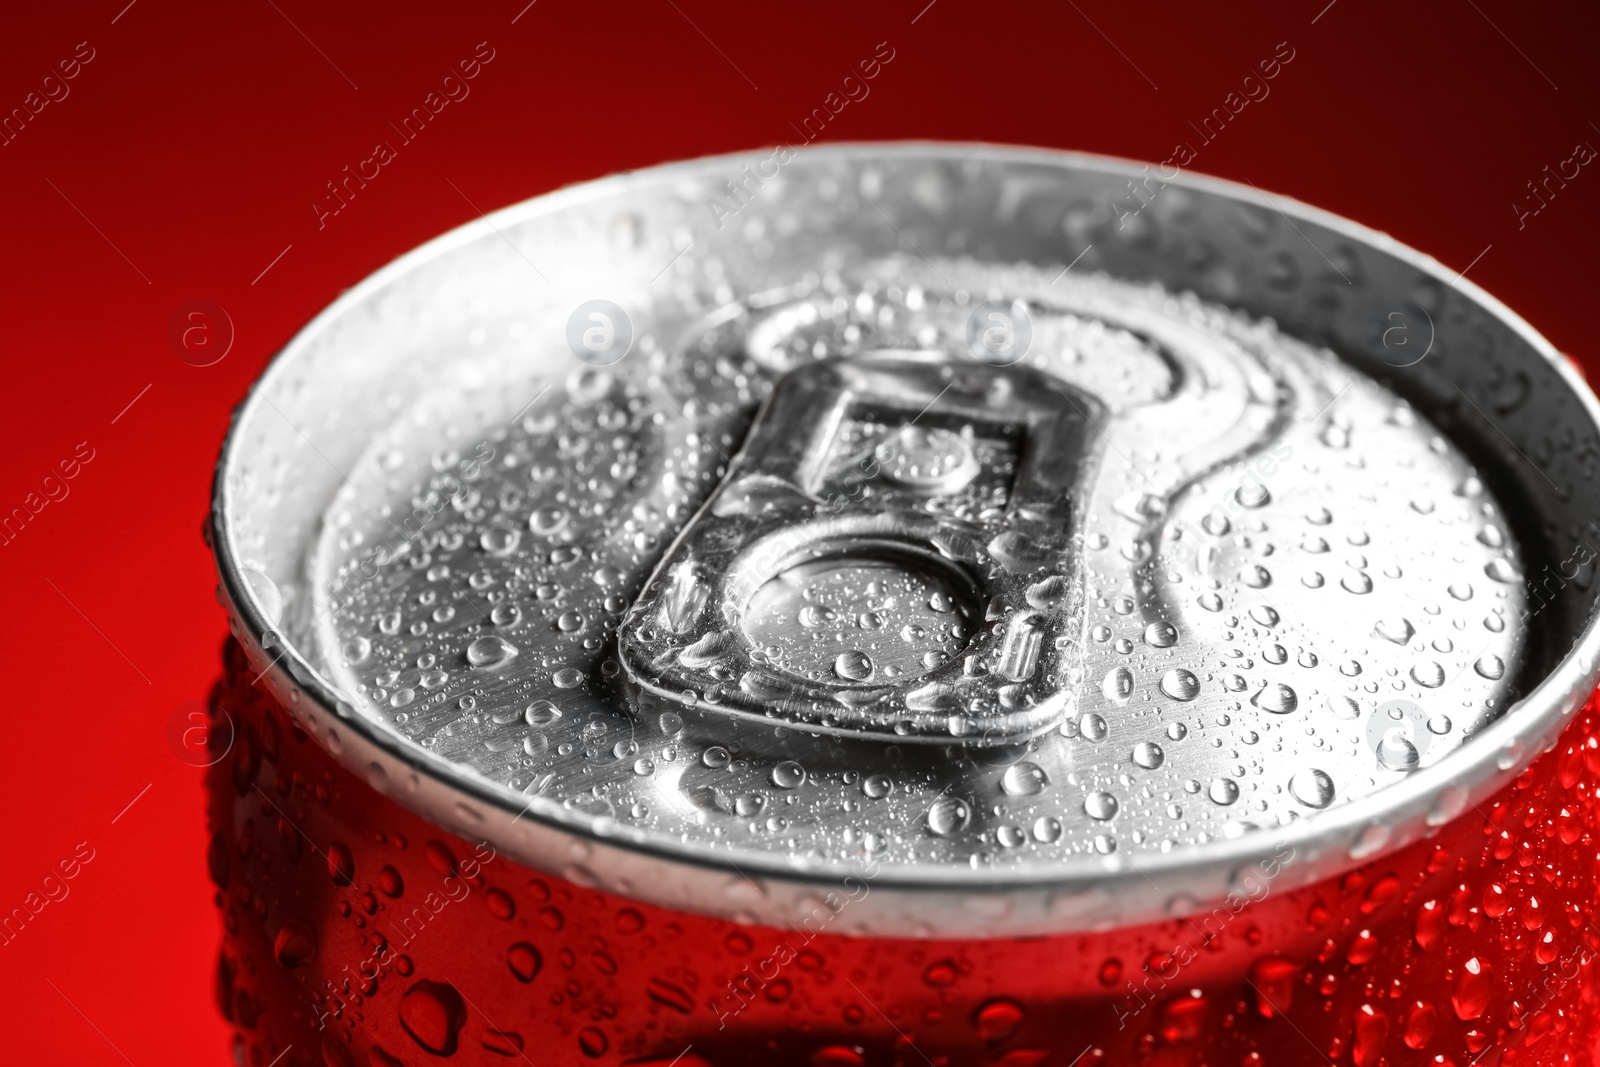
[1208,778,1240,805]
[466,635,518,668]
[927,796,972,837]
[1084,791,1119,820]
[1410,661,1446,688]
[1132,741,1165,769]
[1001,762,1050,797]
[1101,666,1134,705]
[1160,669,1200,701]
[1374,616,1414,645]
[1473,654,1504,680]
[1289,768,1335,809]
[771,760,807,789]
[1144,621,1177,648]
[1251,683,1299,715]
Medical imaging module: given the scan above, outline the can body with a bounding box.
[209,634,1600,1066]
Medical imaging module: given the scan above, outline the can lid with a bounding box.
[215,145,1600,934]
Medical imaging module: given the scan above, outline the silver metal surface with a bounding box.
[619,349,1110,745]
[211,144,1600,937]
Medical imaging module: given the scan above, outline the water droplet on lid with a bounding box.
[875,425,979,492]
[466,635,518,668]
[1409,661,1445,688]
[1427,713,1452,735]
[1240,565,1273,588]
[1484,558,1518,583]
[529,506,568,536]
[1024,575,1069,610]
[1084,791,1119,820]
[798,604,836,628]
[1328,696,1360,720]
[1160,669,1200,701]
[341,636,372,664]
[1248,605,1280,628]
[994,824,1025,847]
[1079,712,1109,741]
[1101,666,1134,704]
[1032,816,1062,843]
[480,527,520,555]
[1376,730,1420,771]
[1474,653,1504,680]
[771,760,807,789]
[1236,481,1271,508]
[524,700,560,726]
[1477,525,1504,548]
[242,565,284,627]
[1166,722,1187,741]
[1133,741,1165,769]
[1001,762,1050,796]
[1290,768,1336,808]
[834,649,874,682]
[1374,616,1414,645]
[1251,683,1299,715]
[702,746,730,769]
[862,774,892,799]
[1341,570,1374,594]
[1144,621,1177,647]
[1208,778,1240,805]
[927,796,971,837]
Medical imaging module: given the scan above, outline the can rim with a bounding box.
[211,141,1600,933]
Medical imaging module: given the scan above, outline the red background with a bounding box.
[1,1,1597,1061]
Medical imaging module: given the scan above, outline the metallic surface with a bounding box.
[211,143,1600,937]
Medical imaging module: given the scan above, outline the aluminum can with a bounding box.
[206,144,1600,1067]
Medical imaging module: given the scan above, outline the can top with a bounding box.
[214,145,1600,936]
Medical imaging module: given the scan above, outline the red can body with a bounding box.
[209,637,1600,1067]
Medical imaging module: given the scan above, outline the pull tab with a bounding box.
[618,352,1106,745]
